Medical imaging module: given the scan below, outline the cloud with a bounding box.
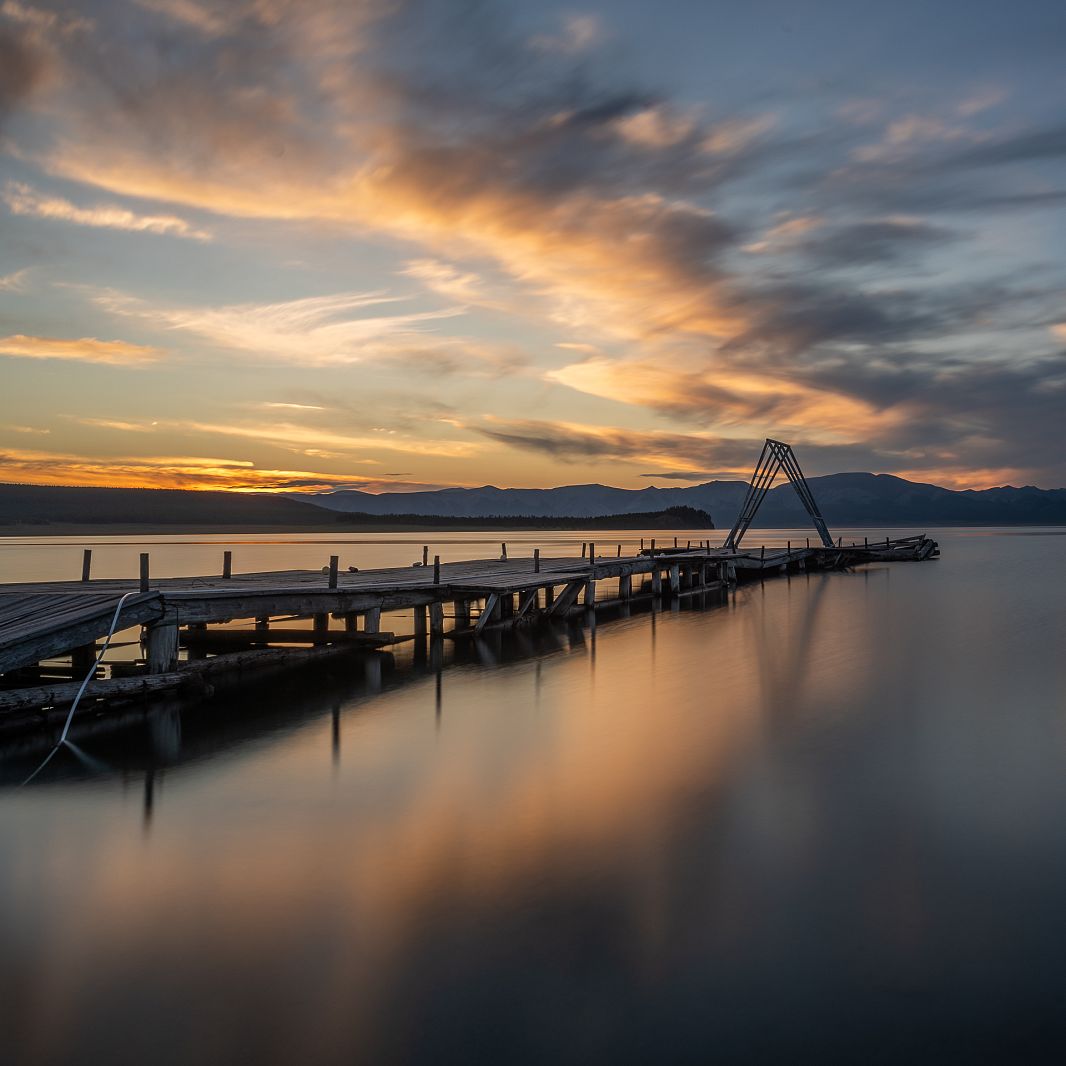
[0,333,161,364]
[2,181,213,239]
[0,445,454,493]
[0,19,43,124]
[0,267,29,291]
[639,470,732,482]
[97,288,465,364]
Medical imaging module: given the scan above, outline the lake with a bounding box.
[3,527,1066,1064]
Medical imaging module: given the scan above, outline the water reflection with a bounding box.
[4,531,1066,1063]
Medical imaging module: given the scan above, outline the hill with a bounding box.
[330,506,714,530]
[0,483,336,527]
[300,473,1066,526]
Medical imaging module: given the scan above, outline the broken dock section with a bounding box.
[0,534,939,727]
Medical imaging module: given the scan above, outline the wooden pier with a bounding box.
[0,535,938,725]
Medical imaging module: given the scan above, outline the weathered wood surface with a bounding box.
[0,642,372,716]
[0,535,937,683]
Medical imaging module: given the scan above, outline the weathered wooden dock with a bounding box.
[0,534,938,724]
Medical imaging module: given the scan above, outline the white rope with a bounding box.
[21,590,144,786]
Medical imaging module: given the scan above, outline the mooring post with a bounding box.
[328,555,339,589]
[807,537,810,549]
[223,550,232,579]
[787,540,791,555]
[652,568,662,597]
[589,541,596,563]
[432,554,441,583]
[422,545,429,567]
[501,542,508,561]
[865,536,869,548]
[534,548,541,573]
[429,602,445,639]
[139,553,150,593]
[414,605,427,638]
[640,538,645,551]
[651,538,656,553]
[760,545,765,561]
[674,537,678,548]
[365,607,381,634]
[620,573,632,601]
[81,548,92,583]
[581,542,586,558]
[669,564,680,597]
[584,578,596,609]
[617,544,622,557]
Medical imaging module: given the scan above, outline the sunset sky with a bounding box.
[1,0,1065,493]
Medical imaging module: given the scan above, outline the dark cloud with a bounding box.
[797,219,958,268]
[0,26,44,125]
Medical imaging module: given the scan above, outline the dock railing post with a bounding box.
[223,550,232,579]
[81,548,92,583]
[139,553,150,593]
[328,555,339,589]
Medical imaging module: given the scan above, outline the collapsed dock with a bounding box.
[0,533,939,730]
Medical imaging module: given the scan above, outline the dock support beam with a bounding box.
[146,622,179,674]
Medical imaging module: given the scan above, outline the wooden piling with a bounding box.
[534,548,541,573]
[223,550,232,579]
[365,607,381,634]
[422,545,429,567]
[81,549,92,583]
[500,542,508,561]
[429,602,444,638]
[328,555,339,589]
[433,555,440,584]
[139,553,150,593]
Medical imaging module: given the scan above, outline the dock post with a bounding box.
[581,542,586,558]
[81,548,92,583]
[501,542,508,561]
[146,621,179,673]
[328,555,339,589]
[429,602,445,639]
[433,555,441,584]
[674,537,678,548]
[544,585,555,609]
[651,539,656,553]
[669,564,680,597]
[584,578,597,609]
[223,550,232,579]
[413,605,427,638]
[139,553,150,593]
[589,541,596,562]
[454,600,470,629]
[345,614,358,632]
[314,613,328,632]
[640,538,645,551]
[423,545,429,567]
[620,573,632,601]
[617,544,622,557]
[652,568,662,597]
[534,548,541,573]
[365,607,381,634]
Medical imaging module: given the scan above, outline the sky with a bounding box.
[1,0,1065,494]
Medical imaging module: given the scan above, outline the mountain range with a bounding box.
[300,473,1066,527]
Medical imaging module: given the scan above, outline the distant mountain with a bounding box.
[0,483,336,526]
[328,506,715,530]
[299,473,1066,527]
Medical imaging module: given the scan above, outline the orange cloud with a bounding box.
[2,181,212,239]
[0,333,161,364]
[0,446,443,492]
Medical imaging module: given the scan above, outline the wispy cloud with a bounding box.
[0,333,161,365]
[97,289,465,364]
[2,181,212,240]
[0,267,29,291]
[0,446,452,493]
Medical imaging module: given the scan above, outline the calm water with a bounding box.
[3,527,1066,1064]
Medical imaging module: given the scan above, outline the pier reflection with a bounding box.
[6,533,1066,1064]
